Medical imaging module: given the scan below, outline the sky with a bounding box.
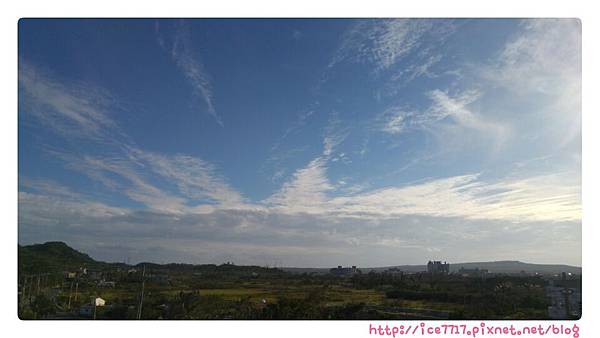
[18,19,581,267]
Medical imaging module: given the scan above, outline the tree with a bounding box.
[31,294,55,318]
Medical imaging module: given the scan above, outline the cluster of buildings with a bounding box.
[427,260,450,275]
[65,267,118,287]
[329,265,360,276]
[64,266,173,288]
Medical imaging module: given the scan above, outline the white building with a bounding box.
[94,297,106,307]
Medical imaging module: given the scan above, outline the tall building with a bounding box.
[427,260,450,275]
[330,265,359,276]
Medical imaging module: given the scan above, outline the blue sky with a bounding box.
[18,19,581,267]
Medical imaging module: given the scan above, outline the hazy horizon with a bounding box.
[18,240,583,269]
[18,19,581,267]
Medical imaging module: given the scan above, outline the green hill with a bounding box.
[18,241,101,274]
[18,242,279,276]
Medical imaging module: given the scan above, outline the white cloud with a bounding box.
[391,53,442,84]
[427,90,510,144]
[18,175,581,266]
[163,20,223,126]
[19,61,119,140]
[19,191,127,221]
[378,19,580,166]
[265,104,319,182]
[20,58,247,214]
[127,148,251,210]
[490,20,580,97]
[322,112,349,157]
[265,112,350,212]
[57,146,262,215]
[329,172,580,223]
[75,155,189,213]
[264,154,579,223]
[478,19,581,149]
[380,89,510,153]
[380,107,412,134]
[330,19,454,74]
[265,157,334,213]
[19,177,83,200]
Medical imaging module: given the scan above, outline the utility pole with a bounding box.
[20,276,27,306]
[74,282,79,302]
[137,264,146,320]
[28,276,33,304]
[67,281,74,310]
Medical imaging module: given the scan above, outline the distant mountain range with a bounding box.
[18,241,582,275]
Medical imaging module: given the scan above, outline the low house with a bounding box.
[94,297,106,307]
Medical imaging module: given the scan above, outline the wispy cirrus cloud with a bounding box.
[322,112,350,157]
[262,112,350,212]
[478,19,581,149]
[328,19,456,84]
[19,186,127,221]
[485,19,580,98]
[20,57,245,214]
[390,53,443,85]
[264,166,580,223]
[67,154,189,213]
[19,177,83,200]
[427,89,510,145]
[126,148,251,210]
[57,147,257,214]
[329,172,580,223]
[157,20,223,126]
[379,90,480,135]
[265,112,349,212]
[19,61,120,140]
[380,89,510,151]
[331,19,445,71]
[375,19,579,172]
[268,104,317,155]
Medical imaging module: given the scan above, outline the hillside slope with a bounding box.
[18,241,101,274]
